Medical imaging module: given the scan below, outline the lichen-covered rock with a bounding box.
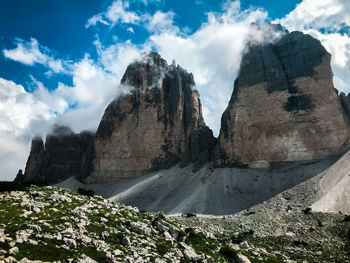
[215,28,350,168]
[89,52,212,182]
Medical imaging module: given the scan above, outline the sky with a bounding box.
[0,0,350,180]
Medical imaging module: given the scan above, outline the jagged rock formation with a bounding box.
[215,29,350,168]
[88,52,213,182]
[15,126,94,184]
[18,31,350,185]
[339,91,350,120]
[17,52,214,184]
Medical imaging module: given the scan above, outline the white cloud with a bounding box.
[2,38,68,74]
[0,78,54,136]
[135,0,163,6]
[85,14,109,28]
[107,0,140,25]
[86,0,140,28]
[278,0,350,32]
[0,39,144,180]
[144,11,176,33]
[86,0,176,34]
[0,132,29,181]
[276,0,350,95]
[0,78,58,180]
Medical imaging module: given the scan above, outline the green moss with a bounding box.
[86,222,106,235]
[156,238,173,256]
[219,245,237,262]
[15,240,73,261]
[81,246,108,262]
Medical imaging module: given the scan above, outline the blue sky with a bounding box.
[0,0,302,92]
[0,0,349,180]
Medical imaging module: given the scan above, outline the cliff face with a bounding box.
[18,33,350,184]
[215,30,350,168]
[16,126,94,184]
[88,52,213,182]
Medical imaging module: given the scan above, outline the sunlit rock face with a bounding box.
[88,52,214,182]
[215,30,350,168]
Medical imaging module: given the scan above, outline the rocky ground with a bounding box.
[56,156,337,215]
[1,186,349,263]
[174,208,350,263]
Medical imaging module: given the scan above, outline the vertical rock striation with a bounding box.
[215,29,350,168]
[16,126,95,184]
[88,52,213,182]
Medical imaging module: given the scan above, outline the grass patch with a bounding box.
[81,246,108,262]
[15,240,72,261]
[156,238,173,256]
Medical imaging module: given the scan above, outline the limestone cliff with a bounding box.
[88,52,213,182]
[215,29,350,168]
[16,126,95,184]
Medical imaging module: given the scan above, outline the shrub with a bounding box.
[0,181,26,192]
[303,207,312,214]
[343,215,350,222]
[185,213,196,218]
[0,180,48,192]
[77,188,95,197]
[219,245,237,261]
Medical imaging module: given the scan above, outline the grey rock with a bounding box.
[239,241,249,249]
[8,247,18,255]
[235,253,251,263]
[64,238,77,249]
[122,236,131,246]
[130,222,152,236]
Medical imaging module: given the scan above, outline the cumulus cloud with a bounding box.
[2,38,68,74]
[0,78,58,180]
[0,78,54,136]
[55,45,142,131]
[86,0,140,28]
[278,0,350,32]
[144,11,177,33]
[86,0,176,34]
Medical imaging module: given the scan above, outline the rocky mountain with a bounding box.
[17,27,350,201]
[16,52,214,184]
[89,52,214,183]
[16,126,94,184]
[214,28,350,168]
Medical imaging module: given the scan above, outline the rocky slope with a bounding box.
[89,52,214,182]
[215,28,350,168]
[1,186,349,263]
[16,126,94,184]
[56,155,338,215]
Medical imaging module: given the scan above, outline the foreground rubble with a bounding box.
[0,186,349,262]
